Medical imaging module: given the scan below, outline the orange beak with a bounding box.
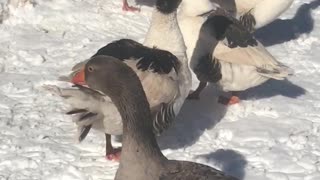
[71,68,86,85]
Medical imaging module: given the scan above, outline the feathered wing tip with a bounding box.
[69,109,102,143]
[70,111,99,126]
[77,124,92,142]
[257,63,294,80]
[215,40,294,81]
[152,102,175,136]
[44,85,104,142]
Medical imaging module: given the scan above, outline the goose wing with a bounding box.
[204,9,293,79]
[63,39,181,135]
[43,85,104,142]
[93,39,181,134]
[160,160,238,180]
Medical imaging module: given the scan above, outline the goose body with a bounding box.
[217,62,268,92]
[178,0,292,103]
[212,0,294,31]
[82,55,237,180]
[54,0,191,160]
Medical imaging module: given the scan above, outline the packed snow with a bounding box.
[0,0,320,179]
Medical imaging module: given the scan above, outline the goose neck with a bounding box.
[144,9,186,57]
[112,84,165,166]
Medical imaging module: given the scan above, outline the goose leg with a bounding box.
[105,134,121,161]
[187,82,207,100]
[218,91,241,105]
[122,0,140,12]
[228,92,241,105]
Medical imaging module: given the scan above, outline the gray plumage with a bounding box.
[83,55,237,180]
[160,161,237,180]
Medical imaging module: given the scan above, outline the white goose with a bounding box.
[50,0,191,161]
[211,0,294,32]
[178,0,293,105]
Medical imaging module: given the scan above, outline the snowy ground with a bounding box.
[0,0,320,179]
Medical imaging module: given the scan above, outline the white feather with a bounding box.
[144,9,192,119]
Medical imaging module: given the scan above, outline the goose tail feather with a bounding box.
[257,64,294,80]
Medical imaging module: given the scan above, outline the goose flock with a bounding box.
[45,0,294,179]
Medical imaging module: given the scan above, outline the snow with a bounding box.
[0,0,319,179]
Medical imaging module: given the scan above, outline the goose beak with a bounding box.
[72,68,86,85]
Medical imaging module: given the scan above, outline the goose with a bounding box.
[53,0,191,161]
[178,0,293,105]
[80,55,238,180]
[211,0,294,32]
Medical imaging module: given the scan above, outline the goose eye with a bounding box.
[88,66,94,72]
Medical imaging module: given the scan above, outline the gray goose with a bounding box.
[50,0,191,161]
[82,55,237,180]
[178,0,293,105]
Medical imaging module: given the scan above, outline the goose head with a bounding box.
[74,55,140,100]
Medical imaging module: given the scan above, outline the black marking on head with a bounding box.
[193,54,222,83]
[92,39,180,74]
[156,0,182,14]
[205,9,258,48]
